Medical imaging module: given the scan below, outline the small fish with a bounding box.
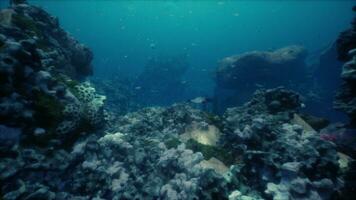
[135,86,142,90]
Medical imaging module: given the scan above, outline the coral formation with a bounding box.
[0,2,106,147]
[335,10,356,126]
[0,86,343,199]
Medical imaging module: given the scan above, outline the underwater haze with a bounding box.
[28,0,354,95]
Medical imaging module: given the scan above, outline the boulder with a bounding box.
[216,45,307,90]
[214,45,307,113]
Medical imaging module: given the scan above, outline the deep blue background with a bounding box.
[14,0,351,96]
[0,0,354,121]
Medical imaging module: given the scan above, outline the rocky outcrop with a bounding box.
[336,10,356,62]
[0,2,105,147]
[216,45,307,90]
[0,2,93,79]
[335,49,356,125]
[214,45,308,113]
[335,9,356,126]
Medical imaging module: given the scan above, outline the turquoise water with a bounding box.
[23,0,354,96]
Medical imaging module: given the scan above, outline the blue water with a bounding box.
[0,0,353,106]
[19,0,352,97]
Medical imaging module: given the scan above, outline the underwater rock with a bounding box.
[216,45,307,89]
[0,2,93,79]
[0,2,106,147]
[335,48,356,125]
[335,9,356,126]
[336,13,356,62]
[214,45,307,112]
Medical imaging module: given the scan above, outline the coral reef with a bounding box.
[0,1,352,199]
[335,10,356,126]
[335,48,356,125]
[0,3,105,147]
[336,11,356,62]
[1,87,343,199]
